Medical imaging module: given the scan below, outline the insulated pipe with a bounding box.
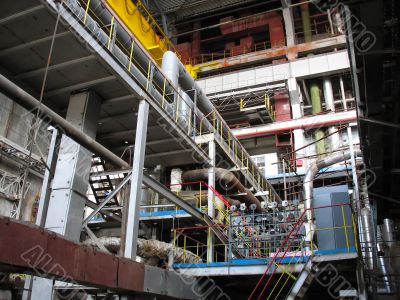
[303,150,361,223]
[360,207,375,270]
[182,168,265,212]
[300,2,312,43]
[323,78,341,151]
[83,237,201,264]
[161,50,281,203]
[310,82,325,157]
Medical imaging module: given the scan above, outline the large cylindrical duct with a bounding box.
[303,150,361,223]
[382,218,395,248]
[182,168,265,212]
[323,78,341,151]
[360,207,376,270]
[310,83,325,157]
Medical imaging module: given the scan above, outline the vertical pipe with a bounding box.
[310,83,325,156]
[323,78,341,150]
[301,3,312,43]
[340,76,348,111]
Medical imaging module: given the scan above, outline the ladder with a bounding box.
[286,258,316,300]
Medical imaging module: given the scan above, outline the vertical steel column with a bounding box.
[35,128,60,227]
[347,125,360,211]
[124,99,149,259]
[44,91,101,240]
[282,6,296,59]
[26,92,100,300]
[22,128,60,300]
[207,140,216,262]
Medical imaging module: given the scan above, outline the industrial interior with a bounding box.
[0,0,398,299]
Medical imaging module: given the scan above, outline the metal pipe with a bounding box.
[303,150,361,222]
[300,2,312,43]
[310,82,325,156]
[83,237,201,264]
[0,73,130,170]
[323,78,341,151]
[182,168,265,212]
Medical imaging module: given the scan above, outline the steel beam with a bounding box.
[0,31,71,57]
[0,5,44,25]
[35,128,60,228]
[44,76,116,97]
[82,172,132,227]
[142,174,229,245]
[15,55,96,79]
[124,100,149,259]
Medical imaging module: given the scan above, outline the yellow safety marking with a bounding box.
[84,0,91,24]
[107,16,115,50]
[352,214,359,252]
[342,206,350,252]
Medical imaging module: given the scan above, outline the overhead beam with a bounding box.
[15,55,96,79]
[0,5,44,25]
[45,76,116,97]
[0,31,71,57]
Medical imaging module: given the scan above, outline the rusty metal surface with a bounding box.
[0,216,143,293]
[118,257,145,292]
[0,217,48,268]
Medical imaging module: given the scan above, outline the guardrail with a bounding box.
[70,0,280,203]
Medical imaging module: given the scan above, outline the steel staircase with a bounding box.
[285,258,316,300]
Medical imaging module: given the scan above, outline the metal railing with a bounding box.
[66,0,280,203]
[248,203,359,300]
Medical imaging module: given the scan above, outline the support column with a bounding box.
[124,99,149,259]
[282,3,296,60]
[27,91,100,300]
[207,140,216,262]
[288,78,307,169]
[35,127,60,227]
[45,91,101,240]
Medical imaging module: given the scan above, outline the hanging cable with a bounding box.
[16,0,65,219]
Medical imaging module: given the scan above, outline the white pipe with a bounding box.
[323,78,341,151]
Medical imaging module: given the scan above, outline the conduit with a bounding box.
[182,168,265,212]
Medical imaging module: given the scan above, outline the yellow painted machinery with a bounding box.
[104,0,197,77]
[105,0,170,64]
